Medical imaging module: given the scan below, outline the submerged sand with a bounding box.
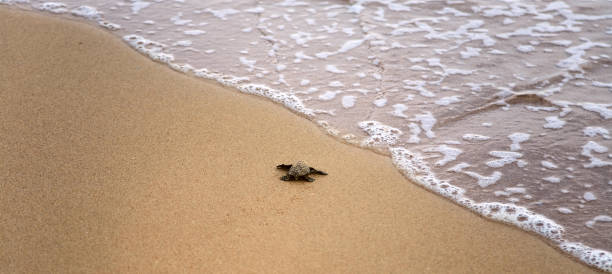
[0,8,597,273]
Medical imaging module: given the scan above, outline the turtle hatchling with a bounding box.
[277,161,327,182]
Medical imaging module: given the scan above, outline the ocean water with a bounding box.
[3,0,611,270]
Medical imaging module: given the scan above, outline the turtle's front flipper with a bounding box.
[303,176,315,182]
[277,164,292,170]
[281,175,294,181]
[310,167,328,175]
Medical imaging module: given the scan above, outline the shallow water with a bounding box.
[3,0,611,270]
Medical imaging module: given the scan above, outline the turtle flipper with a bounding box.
[281,175,295,181]
[310,167,328,175]
[303,176,315,182]
[277,164,292,170]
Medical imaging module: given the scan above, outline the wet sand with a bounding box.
[0,8,598,273]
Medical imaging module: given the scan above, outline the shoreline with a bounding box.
[0,7,599,273]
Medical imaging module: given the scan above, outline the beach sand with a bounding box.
[0,8,597,273]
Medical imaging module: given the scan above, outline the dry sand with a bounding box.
[0,8,598,273]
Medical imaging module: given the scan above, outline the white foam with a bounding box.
[459,168,502,188]
[543,116,566,129]
[462,134,490,141]
[38,2,67,13]
[391,104,408,118]
[525,106,558,112]
[183,29,206,35]
[403,80,435,98]
[436,7,469,17]
[423,145,463,166]
[516,44,535,53]
[318,90,340,101]
[406,123,421,144]
[487,151,523,168]
[123,35,174,64]
[325,64,346,74]
[543,176,561,183]
[557,207,573,214]
[495,191,510,197]
[358,121,403,147]
[560,242,612,271]
[130,1,150,14]
[328,81,343,87]
[205,8,239,20]
[315,39,365,58]
[233,83,316,117]
[373,98,387,107]
[592,81,612,90]
[551,40,572,47]
[508,132,530,151]
[581,141,612,168]
[170,12,191,25]
[239,56,256,71]
[71,5,100,19]
[578,103,612,119]
[390,145,612,269]
[411,112,436,138]
[434,96,461,106]
[294,51,314,62]
[505,187,526,194]
[583,192,597,201]
[341,95,356,109]
[460,47,481,59]
[585,215,612,228]
[583,127,610,139]
[541,160,559,169]
[557,40,611,71]
[173,40,192,47]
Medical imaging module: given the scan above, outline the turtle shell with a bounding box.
[288,161,310,177]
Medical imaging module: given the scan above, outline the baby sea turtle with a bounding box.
[277,161,327,182]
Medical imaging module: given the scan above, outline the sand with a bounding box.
[0,8,598,273]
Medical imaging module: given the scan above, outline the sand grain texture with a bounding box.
[0,8,597,273]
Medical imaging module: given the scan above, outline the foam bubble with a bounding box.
[543,116,566,129]
[411,112,436,139]
[462,134,491,141]
[71,5,99,19]
[123,35,174,63]
[581,141,612,168]
[183,30,206,35]
[517,44,535,53]
[423,145,462,166]
[585,216,612,228]
[583,192,597,201]
[508,132,530,151]
[325,64,346,74]
[358,121,403,147]
[487,151,523,168]
[38,2,68,13]
[341,95,356,109]
[543,176,561,183]
[541,160,559,169]
[434,96,461,106]
[583,127,610,139]
[578,103,612,119]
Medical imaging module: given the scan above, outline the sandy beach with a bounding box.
[0,8,598,273]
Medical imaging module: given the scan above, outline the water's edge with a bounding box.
[3,3,610,271]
